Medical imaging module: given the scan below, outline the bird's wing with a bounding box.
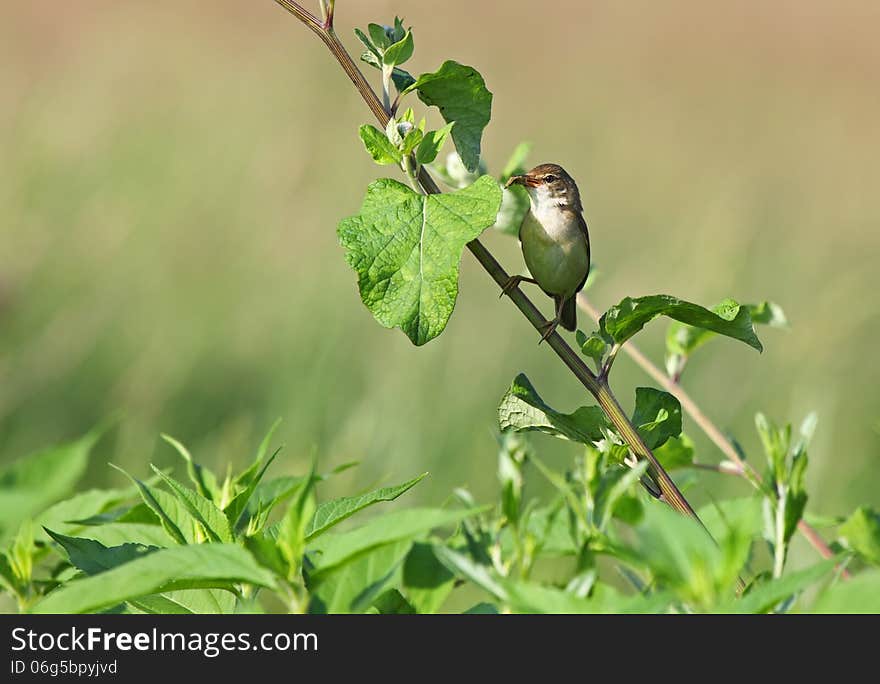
[574,211,591,294]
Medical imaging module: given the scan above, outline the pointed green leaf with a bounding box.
[354,28,380,59]
[111,465,192,545]
[498,373,610,444]
[277,465,317,571]
[223,450,277,530]
[306,473,427,540]
[414,123,453,165]
[309,539,412,614]
[367,23,390,49]
[150,466,232,542]
[338,175,501,345]
[160,433,218,502]
[308,508,482,575]
[407,61,492,172]
[358,124,402,165]
[31,543,275,614]
[600,295,762,352]
[45,528,158,575]
[383,30,414,67]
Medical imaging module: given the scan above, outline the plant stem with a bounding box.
[577,295,847,574]
[774,485,788,578]
[272,0,703,526]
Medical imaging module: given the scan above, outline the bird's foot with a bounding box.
[499,275,538,298]
[537,318,560,344]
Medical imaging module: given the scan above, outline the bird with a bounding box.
[503,163,591,342]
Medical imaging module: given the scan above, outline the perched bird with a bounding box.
[504,163,591,342]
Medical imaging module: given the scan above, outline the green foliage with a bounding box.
[0,405,872,614]
[338,175,501,345]
[599,294,763,352]
[406,61,493,172]
[838,507,880,566]
[498,373,609,443]
[666,300,787,379]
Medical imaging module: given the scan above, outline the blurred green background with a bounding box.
[2,1,878,561]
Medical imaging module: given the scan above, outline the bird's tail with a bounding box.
[559,295,577,331]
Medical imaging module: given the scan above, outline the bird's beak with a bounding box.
[505,174,540,188]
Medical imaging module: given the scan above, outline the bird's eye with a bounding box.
[543,174,556,183]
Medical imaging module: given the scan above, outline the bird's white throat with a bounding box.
[525,185,580,236]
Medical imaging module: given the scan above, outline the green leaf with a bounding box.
[718,558,837,614]
[401,126,423,156]
[223,450,277,530]
[309,539,412,614]
[367,23,390,49]
[600,295,763,352]
[277,465,317,572]
[811,570,880,613]
[338,175,501,345]
[498,373,610,444]
[0,424,105,540]
[415,123,453,165]
[407,61,492,172]
[306,473,427,540]
[383,30,414,67]
[132,589,236,615]
[665,300,786,377]
[654,434,695,470]
[632,388,682,450]
[432,544,508,601]
[402,542,455,614]
[627,503,750,610]
[576,330,608,371]
[594,462,649,531]
[839,506,880,565]
[149,466,232,542]
[31,543,275,614]
[236,419,282,488]
[358,124,402,165]
[111,465,195,545]
[359,50,416,92]
[161,434,218,502]
[56,523,172,549]
[308,508,481,575]
[354,28,381,60]
[45,529,158,576]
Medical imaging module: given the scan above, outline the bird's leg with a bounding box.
[537,296,566,344]
[499,274,539,298]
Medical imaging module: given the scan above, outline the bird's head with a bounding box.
[505,163,582,211]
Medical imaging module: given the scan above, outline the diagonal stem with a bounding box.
[272,1,703,526]
[577,295,847,575]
